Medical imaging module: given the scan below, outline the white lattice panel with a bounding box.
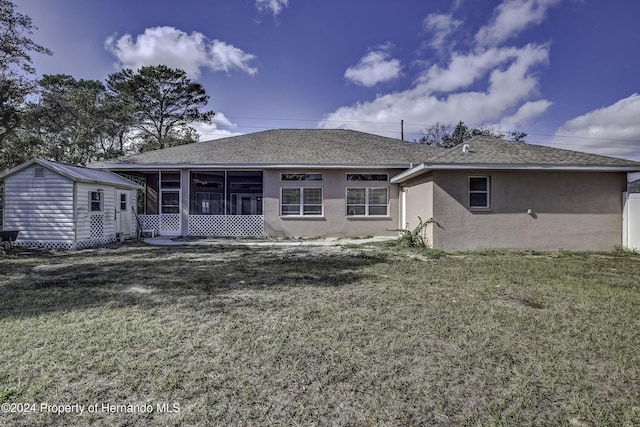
[15,240,74,250]
[226,215,264,236]
[90,215,104,239]
[160,214,181,232]
[139,215,160,235]
[187,215,264,236]
[76,236,117,249]
[188,215,227,236]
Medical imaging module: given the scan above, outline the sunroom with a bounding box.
[120,170,264,237]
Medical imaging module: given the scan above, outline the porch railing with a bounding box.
[137,214,264,237]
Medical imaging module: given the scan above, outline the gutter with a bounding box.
[391,163,640,183]
[87,163,413,171]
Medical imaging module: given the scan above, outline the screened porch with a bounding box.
[119,170,264,237]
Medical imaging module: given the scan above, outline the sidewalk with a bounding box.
[143,235,397,247]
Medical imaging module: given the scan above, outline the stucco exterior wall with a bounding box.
[430,170,626,251]
[263,169,401,237]
[400,172,434,246]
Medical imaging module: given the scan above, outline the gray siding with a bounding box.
[3,165,75,242]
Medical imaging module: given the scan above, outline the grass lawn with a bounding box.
[1,242,639,426]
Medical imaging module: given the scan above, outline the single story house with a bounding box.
[82,128,640,251]
[1,159,141,249]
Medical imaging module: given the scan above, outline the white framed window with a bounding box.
[469,176,490,208]
[281,187,323,216]
[346,187,388,216]
[89,191,103,212]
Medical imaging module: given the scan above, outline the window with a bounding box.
[281,173,323,181]
[89,191,103,212]
[346,187,388,216]
[281,187,323,216]
[469,176,490,208]
[120,193,127,211]
[161,191,180,214]
[346,173,388,182]
[160,172,180,188]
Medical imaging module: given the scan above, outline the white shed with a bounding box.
[1,159,142,249]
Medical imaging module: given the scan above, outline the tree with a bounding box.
[28,75,112,164]
[418,121,527,147]
[0,0,51,144]
[107,65,214,152]
[0,0,51,170]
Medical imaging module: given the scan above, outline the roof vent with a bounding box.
[34,167,45,178]
[462,143,470,153]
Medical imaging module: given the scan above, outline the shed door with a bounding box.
[116,190,131,235]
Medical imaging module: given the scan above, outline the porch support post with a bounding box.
[180,169,189,236]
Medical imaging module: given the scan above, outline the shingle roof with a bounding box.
[90,129,443,167]
[89,129,640,170]
[430,136,640,167]
[1,159,142,188]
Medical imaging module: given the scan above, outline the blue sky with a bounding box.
[13,0,640,160]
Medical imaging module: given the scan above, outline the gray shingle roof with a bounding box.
[90,129,443,167]
[431,135,640,167]
[89,129,640,170]
[1,159,142,188]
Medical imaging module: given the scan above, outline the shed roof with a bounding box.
[1,159,142,189]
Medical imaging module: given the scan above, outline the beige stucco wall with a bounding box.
[428,170,627,251]
[400,172,434,246]
[263,169,401,237]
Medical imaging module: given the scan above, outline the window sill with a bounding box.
[469,207,492,213]
[346,216,392,220]
[280,216,326,220]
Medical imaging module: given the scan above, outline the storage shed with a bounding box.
[1,159,142,249]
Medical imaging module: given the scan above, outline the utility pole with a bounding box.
[401,120,404,141]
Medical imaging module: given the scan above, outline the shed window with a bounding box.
[89,191,103,212]
[469,177,490,208]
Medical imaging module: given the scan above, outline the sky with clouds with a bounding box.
[12,0,640,159]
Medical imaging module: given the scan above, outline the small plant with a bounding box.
[395,217,433,248]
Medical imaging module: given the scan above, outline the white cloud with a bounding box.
[344,46,403,87]
[498,99,553,130]
[323,44,551,138]
[192,112,244,141]
[475,0,561,47]
[423,13,462,51]
[551,94,640,159]
[105,26,257,78]
[255,0,289,17]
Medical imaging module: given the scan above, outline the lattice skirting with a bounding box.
[188,215,264,236]
[14,240,75,250]
[14,236,117,250]
[76,236,118,249]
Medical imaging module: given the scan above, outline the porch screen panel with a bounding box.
[190,172,224,215]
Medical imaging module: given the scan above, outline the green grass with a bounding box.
[1,243,639,426]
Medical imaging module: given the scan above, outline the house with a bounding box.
[391,136,640,251]
[0,159,141,249]
[86,129,640,251]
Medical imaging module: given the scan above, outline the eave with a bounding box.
[390,163,640,184]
